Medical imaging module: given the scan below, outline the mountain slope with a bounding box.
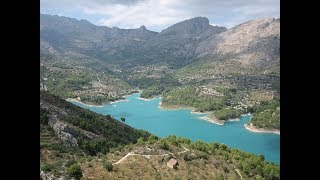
[195,18,280,72]
[139,17,227,67]
[40,14,279,73]
[40,91,150,153]
[176,18,280,85]
[40,14,158,62]
[40,15,227,67]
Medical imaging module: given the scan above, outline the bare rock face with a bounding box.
[40,99,102,147]
[160,17,211,35]
[196,18,280,68]
[140,17,227,66]
[40,171,68,180]
[48,114,78,147]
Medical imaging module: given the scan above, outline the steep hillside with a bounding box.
[40,91,150,152]
[177,18,280,81]
[40,53,136,105]
[138,17,227,67]
[40,14,158,63]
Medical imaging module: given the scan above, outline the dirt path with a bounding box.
[113,152,170,165]
[96,76,100,82]
[178,146,189,154]
[235,169,243,179]
[113,152,135,165]
[113,147,188,165]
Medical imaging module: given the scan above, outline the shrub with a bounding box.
[41,164,54,172]
[87,156,93,162]
[137,137,144,145]
[65,160,77,168]
[159,139,169,150]
[120,117,125,122]
[103,161,113,172]
[66,163,83,180]
[88,163,93,168]
[183,153,193,161]
[147,135,158,144]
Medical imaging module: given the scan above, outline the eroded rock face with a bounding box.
[196,18,280,68]
[40,171,68,180]
[40,99,102,147]
[48,115,78,147]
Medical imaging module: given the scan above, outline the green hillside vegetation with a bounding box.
[140,86,165,99]
[41,92,150,155]
[43,69,93,98]
[127,75,180,89]
[248,98,280,129]
[78,95,123,106]
[213,108,245,120]
[40,55,134,105]
[161,86,238,112]
[41,91,151,178]
[41,115,83,177]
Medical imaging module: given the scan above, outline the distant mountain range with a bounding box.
[41,14,279,70]
[40,14,280,106]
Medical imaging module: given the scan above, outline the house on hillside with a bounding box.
[167,158,178,169]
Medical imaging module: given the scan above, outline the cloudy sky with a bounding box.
[40,0,279,32]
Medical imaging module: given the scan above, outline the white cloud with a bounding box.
[89,1,191,30]
[41,0,279,31]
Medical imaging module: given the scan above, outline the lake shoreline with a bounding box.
[109,99,130,104]
[244,123,280,135]
[198,116,225,125]
[66,98,104,107]
[158,102,243,125]
[65,92,139,107]
[66,97,130,107]
[69,93,279,163]
[138,97,154,101]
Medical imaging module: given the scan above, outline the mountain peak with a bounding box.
[139,25,146,30]
[189,16,209,24]
[160,16,212,35]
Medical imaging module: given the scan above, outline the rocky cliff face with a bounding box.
[40,171,68,180]
[160,17,212,35]
[139,17,227,66]
[40,96,101,147]
[40,14,158,60]
[196,18,280,69]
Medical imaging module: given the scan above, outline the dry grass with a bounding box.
[248,90,274,102]
[80,145,237,180]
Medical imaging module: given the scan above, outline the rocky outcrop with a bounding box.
[195,18,280,69]
[40,99,102,147]
[159,17,212,35]
[47,114,78,147]
[139,17,227,66]
[40,171,68,180]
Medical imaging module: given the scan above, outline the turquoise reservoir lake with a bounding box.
[70,93,280,164]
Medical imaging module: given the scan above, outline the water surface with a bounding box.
[70,93,280,164]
